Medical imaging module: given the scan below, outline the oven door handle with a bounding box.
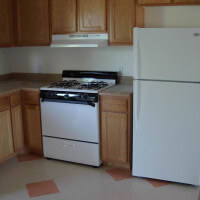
[41,98,96,107]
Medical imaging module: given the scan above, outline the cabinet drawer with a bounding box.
[10,92,21,107]
[0,97,10,112]
[101,97,128,113]
[22,91,40,105]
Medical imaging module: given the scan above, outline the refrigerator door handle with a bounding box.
[134,81,141,130]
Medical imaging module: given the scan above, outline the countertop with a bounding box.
[99,83,133,97]
[0,79,133,97]
[0,80,51,97]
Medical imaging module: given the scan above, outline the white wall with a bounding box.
[1,6,200,76]
[9,46,133,76]
[0,49,12,75]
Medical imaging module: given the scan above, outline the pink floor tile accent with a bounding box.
[146,178,172,188]
[26,179,59,198]
[17,153,42,162]
[106,168,133,181]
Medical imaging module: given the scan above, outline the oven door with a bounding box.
[40,99,99,143]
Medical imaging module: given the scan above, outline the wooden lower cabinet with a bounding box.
[101,112,128,163]
[24,105,42,154]
[11,105,24,152]
[100,95,132,169]
[22,90,42,155]
[0,90,43,163]
[0,109,14,161]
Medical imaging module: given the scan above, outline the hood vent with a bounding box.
[51,34,108,48]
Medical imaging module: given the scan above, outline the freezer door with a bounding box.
[133,80,200,185]
[133,28,200,82]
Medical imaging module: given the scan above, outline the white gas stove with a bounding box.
[40,71,117,166]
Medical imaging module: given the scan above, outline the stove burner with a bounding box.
[78,81,109,90]
[48,80,109,90]
[49,80,80,88]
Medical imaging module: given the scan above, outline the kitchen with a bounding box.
[1,0,200,200]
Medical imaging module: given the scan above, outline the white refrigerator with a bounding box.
[132,28,200,185]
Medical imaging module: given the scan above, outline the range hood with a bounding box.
[51,34,108,48]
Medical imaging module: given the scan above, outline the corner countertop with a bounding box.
[0,80,51,97]
[99,83,133,97]
[0,79,133,98]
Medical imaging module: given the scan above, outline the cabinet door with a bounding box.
[11,106,24,152]
[52,0,76,34]
[15,0,50,46]
[78,0,106,32]
[0,0,13,47]
[101,112,128,163]
[0,110,14,161]
[173,0,200,3]
[138,0,171,4]
[25,105,42,154]
[107,0,135,45]
[136,5,145,28]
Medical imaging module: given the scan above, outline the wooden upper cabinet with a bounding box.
[136,5,145,28]
[52,0,77,34]
[173,0,200,3]
[15,0,50,46]
[0,0,13,47]
[138,0,171,4]
[107,0,135,45]
[78,0,106,32]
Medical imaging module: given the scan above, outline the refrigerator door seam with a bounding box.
[134,79,200,84]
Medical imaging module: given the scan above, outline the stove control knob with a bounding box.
[46,92,51,97]
[64,94,69,100]
[82,94,89,101]
[50,92,54,97]
[75,94,82,100]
